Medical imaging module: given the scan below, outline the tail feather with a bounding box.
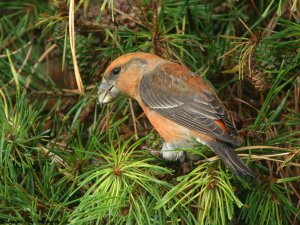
[208,141,255,177]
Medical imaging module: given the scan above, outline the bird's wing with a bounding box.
[139,62,238,146]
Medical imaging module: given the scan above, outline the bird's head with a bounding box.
[98,52,163,104]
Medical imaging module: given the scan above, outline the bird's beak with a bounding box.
[98,78,120,104]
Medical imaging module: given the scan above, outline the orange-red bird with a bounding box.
[98,52,254,177]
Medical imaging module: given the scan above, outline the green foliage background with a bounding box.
[0,0,299,224]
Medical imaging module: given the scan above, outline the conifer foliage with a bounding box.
[0,0,299,224]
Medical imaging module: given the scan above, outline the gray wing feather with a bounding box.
[139,69,238,145]
[202,92,237,135]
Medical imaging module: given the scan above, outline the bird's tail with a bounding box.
[208,141,255,177]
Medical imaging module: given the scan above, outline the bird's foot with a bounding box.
[181,161,191,174]
[142,146,161,157]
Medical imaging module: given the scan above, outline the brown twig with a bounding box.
[129,99,139,140]
[0,44,33,92]
[151,0,159,55]
[113,8,146,29]
[18,45,33,74]
[69,0,84,95]
[195,153,300,167]
[26,43,57,88]
[0,41,31,58]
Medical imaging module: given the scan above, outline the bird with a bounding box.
[98,52,254,177]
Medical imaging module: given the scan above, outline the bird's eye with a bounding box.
[112,67,121,76]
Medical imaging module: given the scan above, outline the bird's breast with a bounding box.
[139,102,191,143]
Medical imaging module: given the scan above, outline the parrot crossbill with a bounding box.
[98,52,254,177]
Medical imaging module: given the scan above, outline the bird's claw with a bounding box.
[142,146,161,157]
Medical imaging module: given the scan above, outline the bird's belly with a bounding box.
[140,103,214,161]
[140,104,191,143]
